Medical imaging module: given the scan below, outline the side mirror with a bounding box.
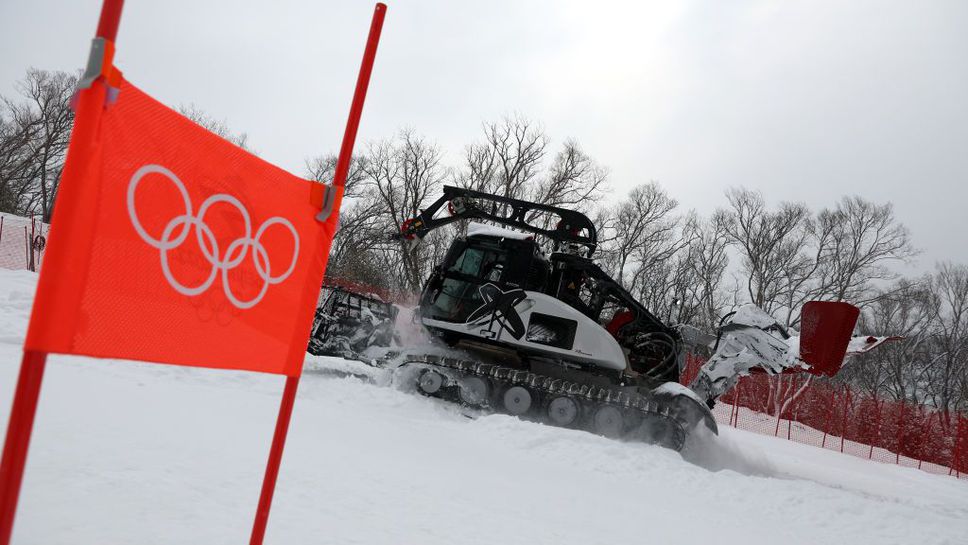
[799,301,860,376]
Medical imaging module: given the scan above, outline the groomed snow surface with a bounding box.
[1,269,967,545]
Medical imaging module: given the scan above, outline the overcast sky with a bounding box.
[2,0,966,270]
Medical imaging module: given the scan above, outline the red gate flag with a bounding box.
[24,79,341,377]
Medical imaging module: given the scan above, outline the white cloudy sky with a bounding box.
[2,0,966,268]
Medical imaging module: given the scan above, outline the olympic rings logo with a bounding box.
[127,164,299,309]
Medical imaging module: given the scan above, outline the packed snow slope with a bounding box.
[1,270,967,545]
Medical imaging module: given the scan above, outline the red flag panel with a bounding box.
[25,79,340,376]
[799,301,859,377]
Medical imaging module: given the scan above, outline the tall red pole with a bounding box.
[0,352,48,545]
[95,0,125,43]
[249,5,386,544]
[249,376,300,545]
[332,3,386,189]
[0,2,124,544]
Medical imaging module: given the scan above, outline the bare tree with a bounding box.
[458,115,607,218]
[812,196,917,304]
[718,187,812,320]
[0,69,77,221]
[633,255,692,324]
[677,213,730,331]
[0,112,33,212]
[602,182,679,287]
[458,114,546,200]
[363,129,449,292]
[325,201,394,288]
[836,264,968,419]
[844,279,935,402]
[531,139,608,215]
[923,262,968,421]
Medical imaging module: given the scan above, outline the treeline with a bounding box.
[315,117,966,416]
[2,69,965,415]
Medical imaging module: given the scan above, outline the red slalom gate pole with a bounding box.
[249,5,386,544]
[95,0,125,43]
[249,375,300,545]
[332,3,386,189]
[0,3,124,543]
[0,352,48,545]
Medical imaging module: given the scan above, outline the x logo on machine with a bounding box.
[466,283,528,340]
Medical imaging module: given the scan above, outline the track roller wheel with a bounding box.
[503,386,533,415]
[593,406,625,438]
[458,376,489,406]
[417,370,445,395]
[547,396,579,426]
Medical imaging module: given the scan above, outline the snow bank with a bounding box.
[1,269,967,544]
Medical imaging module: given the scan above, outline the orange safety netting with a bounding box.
[681,354,968,478]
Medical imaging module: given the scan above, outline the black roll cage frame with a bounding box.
[395,185,598,257]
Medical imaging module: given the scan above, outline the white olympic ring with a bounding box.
[127,164,300,309]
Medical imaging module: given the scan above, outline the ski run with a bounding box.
[1,269,966,545]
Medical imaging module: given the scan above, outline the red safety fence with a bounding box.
[0,214,48,272]
[681,354,968,479]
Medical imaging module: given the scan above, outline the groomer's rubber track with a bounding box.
[396,354,688,451]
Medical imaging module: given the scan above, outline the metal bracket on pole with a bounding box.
[315,185,337,222]
[77,38,110,90]
[75,37,123,106]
